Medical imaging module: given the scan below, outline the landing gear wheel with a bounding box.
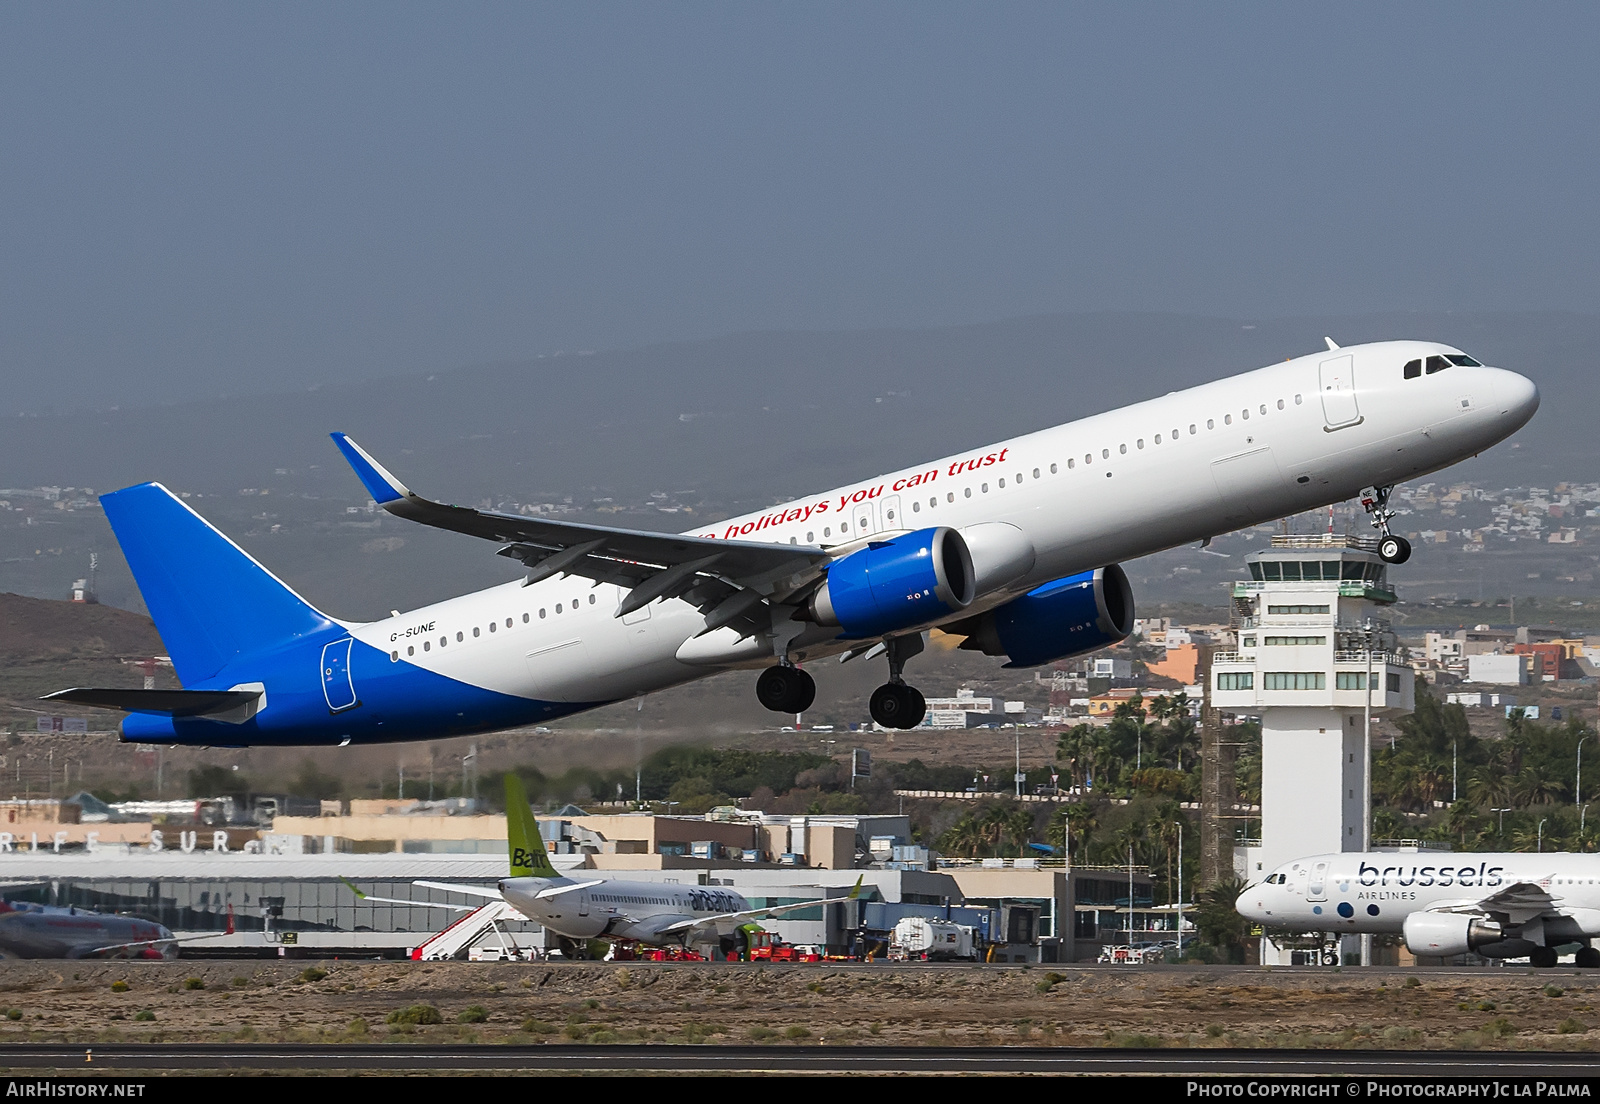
[1575,947,1600,969]
[756,665,816,714]
[870,683,926,729]
[1530,946,1559,969]
[1378,535,1411,565]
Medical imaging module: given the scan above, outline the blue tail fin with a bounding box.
[100,483,336,685]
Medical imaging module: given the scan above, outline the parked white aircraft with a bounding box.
[347,775,862,959]
[51,340,1537,743]
[1238,852,1600,968]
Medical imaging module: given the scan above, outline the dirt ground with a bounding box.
[2,960,1600,1052]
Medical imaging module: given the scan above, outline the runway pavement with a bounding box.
[3,1044,1600,1075]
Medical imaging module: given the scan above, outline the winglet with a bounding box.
[849,874,865,900]
[330,433,411,505]
[338,876,370,901]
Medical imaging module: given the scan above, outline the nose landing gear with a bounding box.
[1361,485,1412,564]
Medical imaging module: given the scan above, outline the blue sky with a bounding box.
[3,3,1596,413]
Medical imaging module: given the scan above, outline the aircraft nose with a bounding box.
[1234,887,1266,922]
[1491,369,1539,427]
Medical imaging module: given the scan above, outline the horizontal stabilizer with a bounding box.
[41,687,261,718]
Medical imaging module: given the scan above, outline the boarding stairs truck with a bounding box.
[411,899,532,961]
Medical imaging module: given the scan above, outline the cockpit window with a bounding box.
[1425,355,1451,374]
[1446,354,1482,367]
[1403,359,1421,379]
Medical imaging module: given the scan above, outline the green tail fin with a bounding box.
[505,773,558,878]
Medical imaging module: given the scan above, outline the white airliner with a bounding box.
[1238,852,1600,968]
[49,340,1537,743]
[347,775,862,959]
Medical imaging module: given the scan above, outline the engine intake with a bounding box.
[952,565,1134,668]
[810,527,975,638]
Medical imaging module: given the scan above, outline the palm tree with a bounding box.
[1194,876,1252,963]
[1153,802,1186,906]
[937,814,984,858]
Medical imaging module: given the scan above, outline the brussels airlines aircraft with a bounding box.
[48,341,1538,744]
[1238,851,1600,969]
[347,775,862,959]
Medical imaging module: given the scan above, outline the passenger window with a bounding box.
[1119,443,1127,454]
[1101,448,1110,459]
[1426,355,1449,374]
[1259,404,1266,415]
[964,488,972,498]
[423,640,431,652]
[790,536,798,543]
[997,478,1005,488]
[1066,459,1074,469]
[554,605,561,615]
[807,531,814,541]
[407,646,414,656]
[981,483,988,493]
[1295,394,1303,404]
[1224,414,1232,424]
[1207,419,1214,429]
[929,497,936,507]
[1189,424,1196,434]
[456,631,464,642]
[1085,454,1092,465]
[912,501,920,513]
[539,609,546,618]
[391,650,399,662]
[586,597,594,606]
[1033,467,1040,478]
[1136,439,1144,449]
[946,493,954,503]
[1276,399,1284,409]
[825,526,832,536]
[1154,434,1161,444]
[490,621,498,631]
[1403,359,1422,379]
[473,626,480,637]
[841,521,849,532]
[440,636,447,647]
[1241,409,1249,420]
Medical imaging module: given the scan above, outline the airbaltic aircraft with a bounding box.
[349,775,862,959]
[49,340,1537,744]
[1238,852,1600,968]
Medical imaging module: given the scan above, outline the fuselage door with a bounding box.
[1307,861,1329,902]
[320,638,358,713]
[879,494,901,532]
[855,500,876,535]
[1318,354,1362,428]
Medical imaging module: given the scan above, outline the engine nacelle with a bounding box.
[1402,912,1506,958]
[951,565,1134,668]
[810,527,975,638]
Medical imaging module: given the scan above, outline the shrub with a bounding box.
[183,977,206,991]
[747,1026,778,1041]
[614,967,632,990]
[1486,1017,1515,1038]
[110,981,129,994]
[230,977,249,989]
[1403,977,1421,989]
[299,967,328,983]
[1558,1018,1588,1035]
[1544,985,1565,998]
[1476,1000,1497,1012]
[457,1006,489,1024]
[1205,1023,1225,1038]
[347,1017,369,1036]
[385,1004,443,1026]
[133,1010,156,1022]
[4,1009,21,1021]
[521,1019,556,1035]
[783,1025,811,1040]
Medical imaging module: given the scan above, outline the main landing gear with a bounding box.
[756,663,816,714]
[1361,485,1412,565]
[870,634,927,730]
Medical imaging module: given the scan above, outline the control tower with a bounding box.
[1210,534,1414,965]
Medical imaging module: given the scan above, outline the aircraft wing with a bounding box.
[1428,881,1562,925]
[411,880,504,900]
[332,434,830,634]
[339,878,480,912]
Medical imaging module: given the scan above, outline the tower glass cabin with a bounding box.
[1210,534,1415,965]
